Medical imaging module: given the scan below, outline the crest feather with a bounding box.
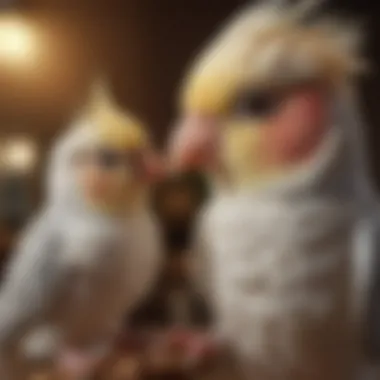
[83,75,148,150]
[182,0,367,113]
[87,75,117,116]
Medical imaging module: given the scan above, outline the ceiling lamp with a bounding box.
[1,137,38,174]
[0,13,43,71]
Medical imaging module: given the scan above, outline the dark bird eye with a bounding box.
[235,91,278,118]
[97,149,124,169]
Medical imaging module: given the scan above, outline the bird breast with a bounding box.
[61,218,128,272]
[205,196,357,366]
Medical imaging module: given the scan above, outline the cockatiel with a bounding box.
[0,78,163,379]
[169,1,379,379]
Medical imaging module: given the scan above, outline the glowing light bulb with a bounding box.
[0,15,40,67]
[2,137,38,174]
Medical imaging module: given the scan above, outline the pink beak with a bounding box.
[141,149,166,183]
[169,114,219,172]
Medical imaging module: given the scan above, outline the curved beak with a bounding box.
[141,149,166,183]
[168,114,219,172]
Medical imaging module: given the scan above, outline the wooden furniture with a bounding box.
[31,329,222,380]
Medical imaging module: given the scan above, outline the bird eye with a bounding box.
[97,149,125,169]
[234,91,279,118]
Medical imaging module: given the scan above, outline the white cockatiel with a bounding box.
[169,1,379,379]
[0,79,163,379]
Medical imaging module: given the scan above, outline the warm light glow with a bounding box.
[2,137,38,173]
[0,14,40,67]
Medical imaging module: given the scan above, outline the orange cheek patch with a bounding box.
[84,174,113,199]
[262,90,327,167]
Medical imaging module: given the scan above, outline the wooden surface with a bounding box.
[28,329,233,380]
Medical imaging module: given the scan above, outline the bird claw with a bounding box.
[165,328,223,368]
[56,348,104,379]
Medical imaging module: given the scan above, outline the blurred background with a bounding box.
[0,0,378,377]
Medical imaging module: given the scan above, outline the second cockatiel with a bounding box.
[170,1,379,379]
[0,79,163,379]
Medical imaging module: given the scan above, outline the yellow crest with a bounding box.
[86,77,147,150]
[181,0,367,116]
